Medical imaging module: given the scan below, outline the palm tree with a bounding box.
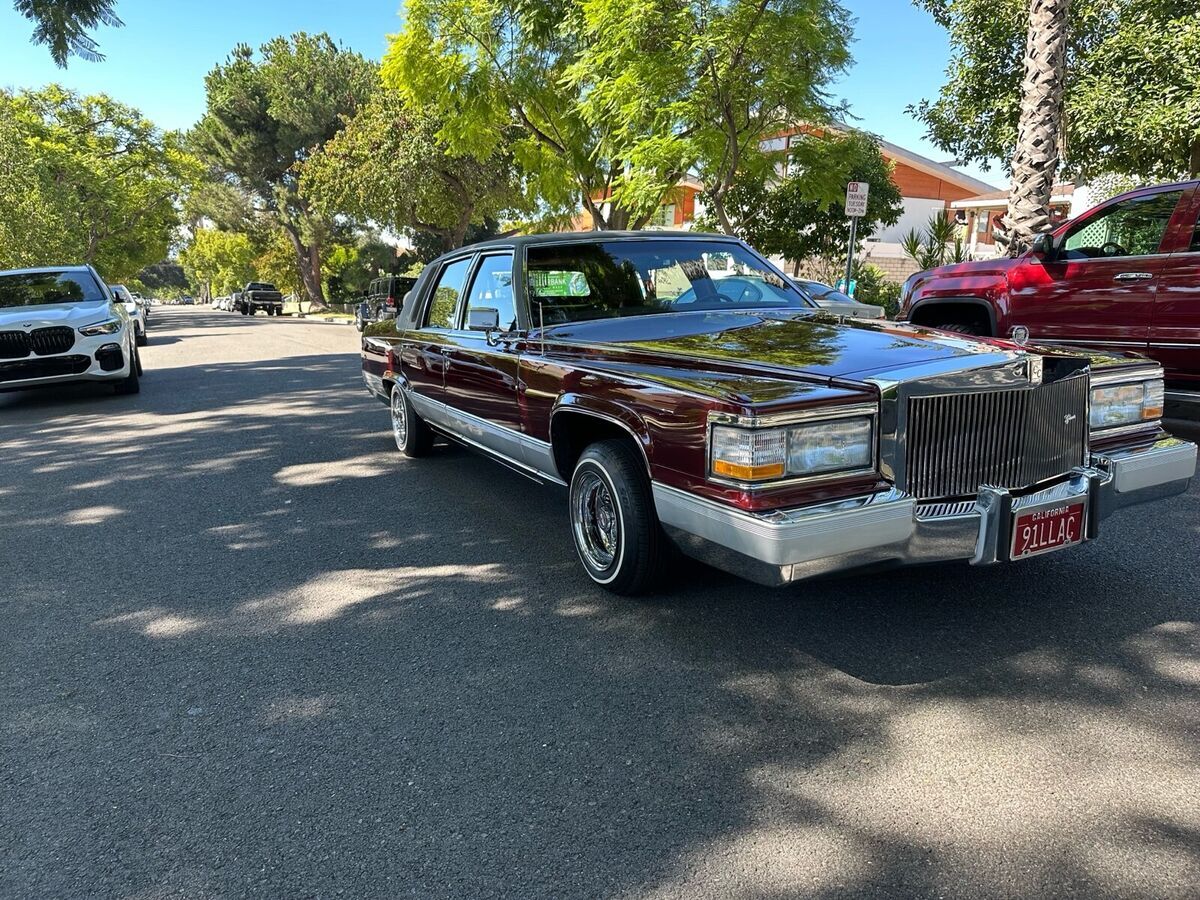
[1004,0,1071,255]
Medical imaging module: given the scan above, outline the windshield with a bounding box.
[0,271,106,308]
[526,239,813,326]
[247,282,276,291]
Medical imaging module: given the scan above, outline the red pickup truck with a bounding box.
[898,180,1200,402]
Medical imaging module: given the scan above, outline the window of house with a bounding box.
[1062,191,1182,259]
[424,257,472,328]
[650,204,676,228]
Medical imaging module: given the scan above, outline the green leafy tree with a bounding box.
[699,131,903,278]
[179,228,255,298]
[192,33,375,305]
[0,86,199,276]
[913,0,1200,182]
[388,0,851,231]
[568,0,852,233]
[302,88,524,253]
[384,0,650,229]
[13,0,122,65]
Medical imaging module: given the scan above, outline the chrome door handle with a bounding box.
[1114,272,1153,281]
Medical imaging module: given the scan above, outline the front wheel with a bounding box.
[390,384,434,457]
[114,346,140,395]
[569,439,666,595]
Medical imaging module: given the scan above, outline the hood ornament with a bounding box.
[1010,324,1030,346]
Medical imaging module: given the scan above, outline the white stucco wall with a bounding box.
[867,197,948,244]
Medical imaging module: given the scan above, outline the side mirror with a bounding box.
[467,307,500,332]
[1030,231,1060,261]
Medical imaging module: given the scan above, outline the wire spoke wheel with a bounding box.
[391,387,408,451]
[572,470,620,570]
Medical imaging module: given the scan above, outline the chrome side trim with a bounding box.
[407,390,565,486]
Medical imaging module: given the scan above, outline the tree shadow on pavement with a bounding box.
[1,312,1197,899]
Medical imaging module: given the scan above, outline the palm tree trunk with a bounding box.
[1004,0,1071,255]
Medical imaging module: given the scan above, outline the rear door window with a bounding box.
[423,257,473,329]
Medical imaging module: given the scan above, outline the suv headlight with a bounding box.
[1090,375,1163,431]
[78,318,122,336]
[710,411,876,485]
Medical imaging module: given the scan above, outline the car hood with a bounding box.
[541,309,1020,381]
[0,299,113,329]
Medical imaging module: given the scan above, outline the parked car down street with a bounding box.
[790,277,885,319]
[109,283,148,346]
[362,232,1196,594]
[0,266,142,395]
[233,282,284,316]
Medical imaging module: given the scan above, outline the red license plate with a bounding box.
[1010,502,1086,560]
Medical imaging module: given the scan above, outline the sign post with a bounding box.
[843,181,869,295]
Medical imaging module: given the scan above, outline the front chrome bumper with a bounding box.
[654,436,1197,586]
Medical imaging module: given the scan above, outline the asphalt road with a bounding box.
[2,306,1198,899]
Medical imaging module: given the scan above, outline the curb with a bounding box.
[284,315,356,326]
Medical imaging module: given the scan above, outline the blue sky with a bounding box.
[0,0,1000,188]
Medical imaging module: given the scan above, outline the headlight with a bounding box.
[1090,377,1163,431]
[78,318,122,336]
[710,414,875,484]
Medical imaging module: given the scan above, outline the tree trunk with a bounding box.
[282,222,325,308]
[708,191,737,236]
[1004,0,1071,256]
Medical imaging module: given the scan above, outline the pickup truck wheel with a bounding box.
[570,440,664,595]
[391,384,434,457]
[240,306,249,316]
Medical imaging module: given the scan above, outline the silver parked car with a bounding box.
[790,278,885,319]
[109,283,148,345]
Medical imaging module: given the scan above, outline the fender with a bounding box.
[550,393,653,478]
[908,296,1000,336]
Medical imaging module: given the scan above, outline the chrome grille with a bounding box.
[905,375,1088,500]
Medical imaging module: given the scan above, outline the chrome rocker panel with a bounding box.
[654,436,1197,587]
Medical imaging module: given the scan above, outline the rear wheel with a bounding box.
[135,326,147,346]
[390,384,434,457]
[569,439,665,595]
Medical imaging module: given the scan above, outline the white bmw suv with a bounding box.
[0,266,142,396]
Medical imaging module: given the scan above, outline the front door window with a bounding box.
[461,254,516,331]
[1062,191,1182,260]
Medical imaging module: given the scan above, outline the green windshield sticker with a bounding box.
[530,270,590,297]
